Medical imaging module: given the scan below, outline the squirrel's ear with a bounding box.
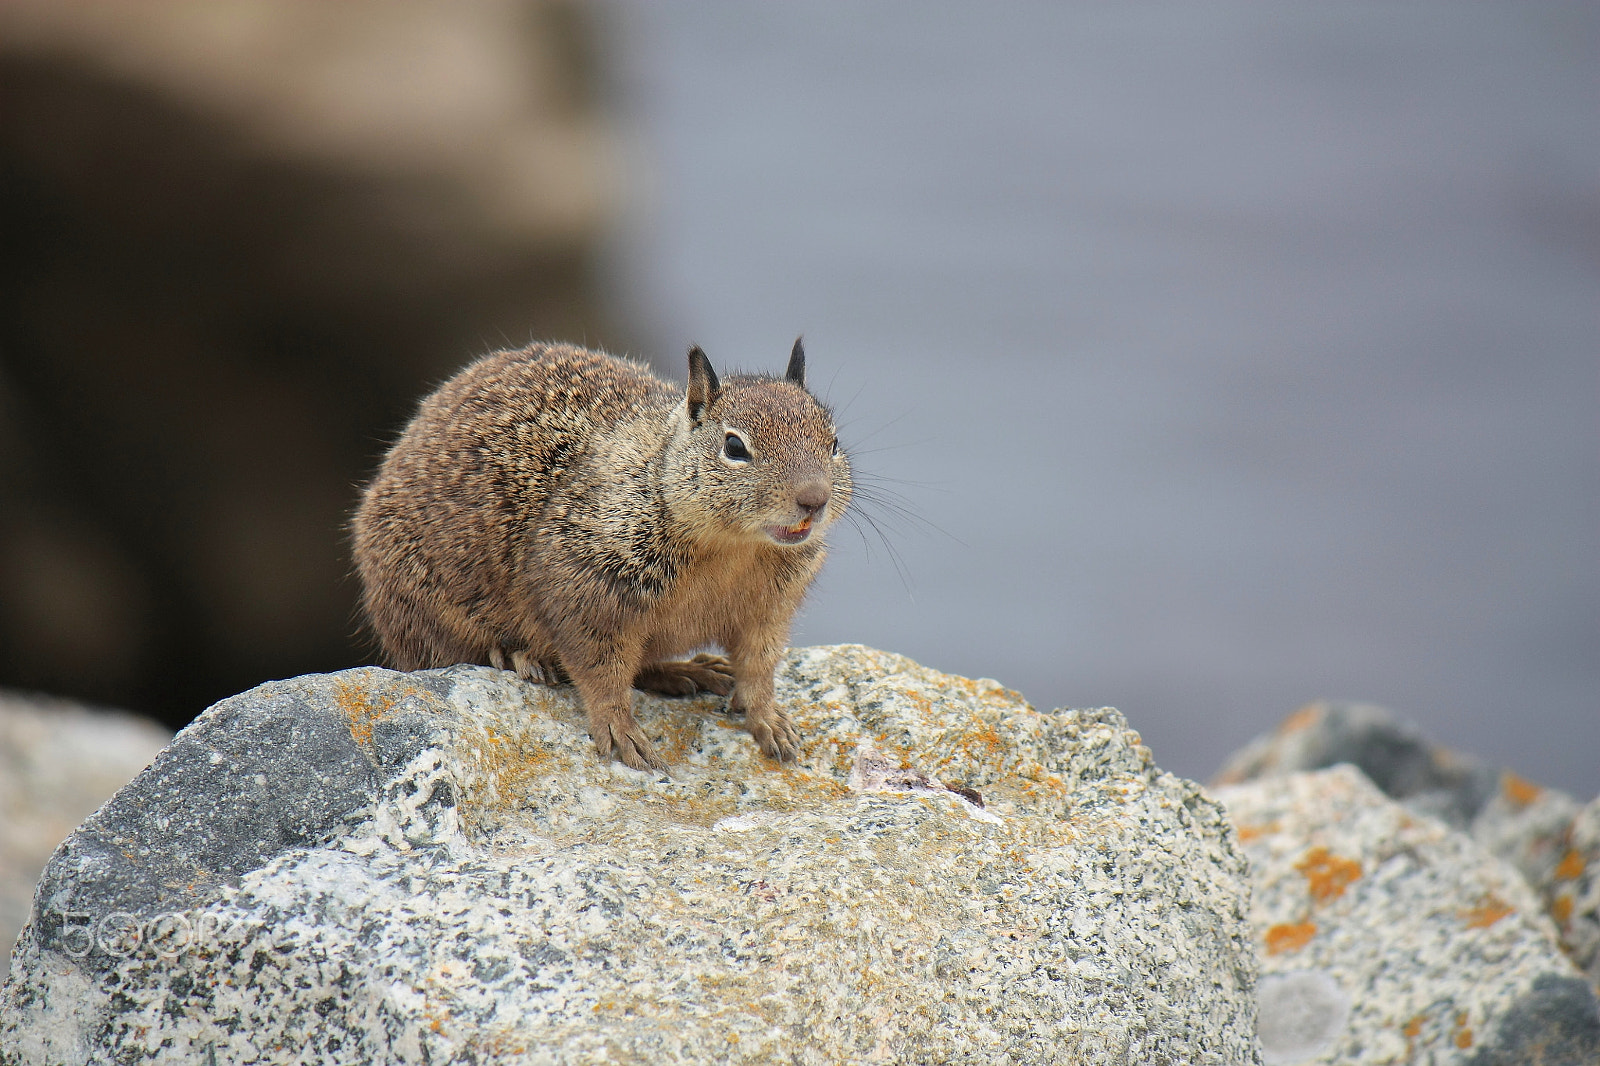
[785,336,806,388]
[687,345,720,422]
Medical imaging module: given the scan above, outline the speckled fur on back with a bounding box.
[351,341,851,770]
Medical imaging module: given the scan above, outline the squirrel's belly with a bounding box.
[636,550,771,662]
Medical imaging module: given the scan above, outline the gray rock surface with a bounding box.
[0,692,170,981]
[0,645,1258,1064]
[1215,700,1595,983]
[1217,764,1600,1065]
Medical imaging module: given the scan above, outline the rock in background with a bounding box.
[1218,765,1598,1065]
[0,691,170,981]
[1560,798,1600,991]
[0,646,1258,1064]
[1215,702,1600,1064]
[0,0,622,731]
[1217,699,1600,993]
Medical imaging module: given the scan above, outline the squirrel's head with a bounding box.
[666,338,852,547]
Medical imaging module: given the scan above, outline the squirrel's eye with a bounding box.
[723,433,751,462]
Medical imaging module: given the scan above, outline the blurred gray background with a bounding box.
[0,1,1594,795]
[602,2,1598,794]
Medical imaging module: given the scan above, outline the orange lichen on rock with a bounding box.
[1500,771,1544,807]
[1554,848,1586,881]
[1235,820,1280,842]
[1264,921,1317,955]
[1460,893,1514,929]
[1550,895,1573,925]
[1277,704,1322,735]
[333,675,400,749]
[466,723,562,814]
[1400,1012,1433,1058]
[1295,846,1363,903]
[1453,1011,1474,1048]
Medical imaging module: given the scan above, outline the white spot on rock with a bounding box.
[713,812,780,832]
[848,741,999,823]
[1257,970,1350,1064]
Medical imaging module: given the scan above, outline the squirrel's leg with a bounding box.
[561,641,664,772]
[726,633,800,762]
[633,653,734,697]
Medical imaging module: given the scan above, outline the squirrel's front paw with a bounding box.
[747,709,801,762]
[591,714,666,772]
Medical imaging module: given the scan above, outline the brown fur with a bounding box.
[351,341,851,770]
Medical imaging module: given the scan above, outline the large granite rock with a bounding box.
[0,692,170,981]
[1217,764,1600,1065]
[0,645,1258,1064]
[1215,700,1597,987]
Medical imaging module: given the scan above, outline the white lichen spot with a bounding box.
[1256,970,1350,1064]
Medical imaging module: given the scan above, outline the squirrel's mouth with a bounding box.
[764,516,814,545]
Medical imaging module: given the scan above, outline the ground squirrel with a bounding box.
[351,340,851,771]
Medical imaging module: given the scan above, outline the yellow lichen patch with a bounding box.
[1294,847,1362,904]
[1459,893,1514,929]
[1551,894,1574,925]
[1554,848,1586,881]
[1235,820,1281,842]
[650,714,704,767]
[808,777,851,800]
[1264,921,1316,955]
[1500,771,1544,807]
[333,675,400,749]
[418,996,453,1038]
[1402,1014,1426,1044]
[1452,1011,1473,1048]
[960,714,1010,760]
[461,723,569,817]
[1278,704,1322,736]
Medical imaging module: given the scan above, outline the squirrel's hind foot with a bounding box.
[633,654,735,697]
[510,649,570,686]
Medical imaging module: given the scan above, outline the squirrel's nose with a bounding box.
[795,481,830,518]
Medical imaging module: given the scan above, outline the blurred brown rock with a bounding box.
[0,1,624,727]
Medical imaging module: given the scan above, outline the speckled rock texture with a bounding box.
[1217,764,1600,1065]
[1215,700,1596,985]
[1556,797,1600,989]
[0,645,1258,1065]
[0,692,170,981]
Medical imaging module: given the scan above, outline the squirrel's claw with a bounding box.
[593,718,666,772]
[749,711,801,763]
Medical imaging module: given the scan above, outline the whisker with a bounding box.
[829,379,868,421]
[842,508,915,597]
[850,483,961,545]
[844,438,937,457]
